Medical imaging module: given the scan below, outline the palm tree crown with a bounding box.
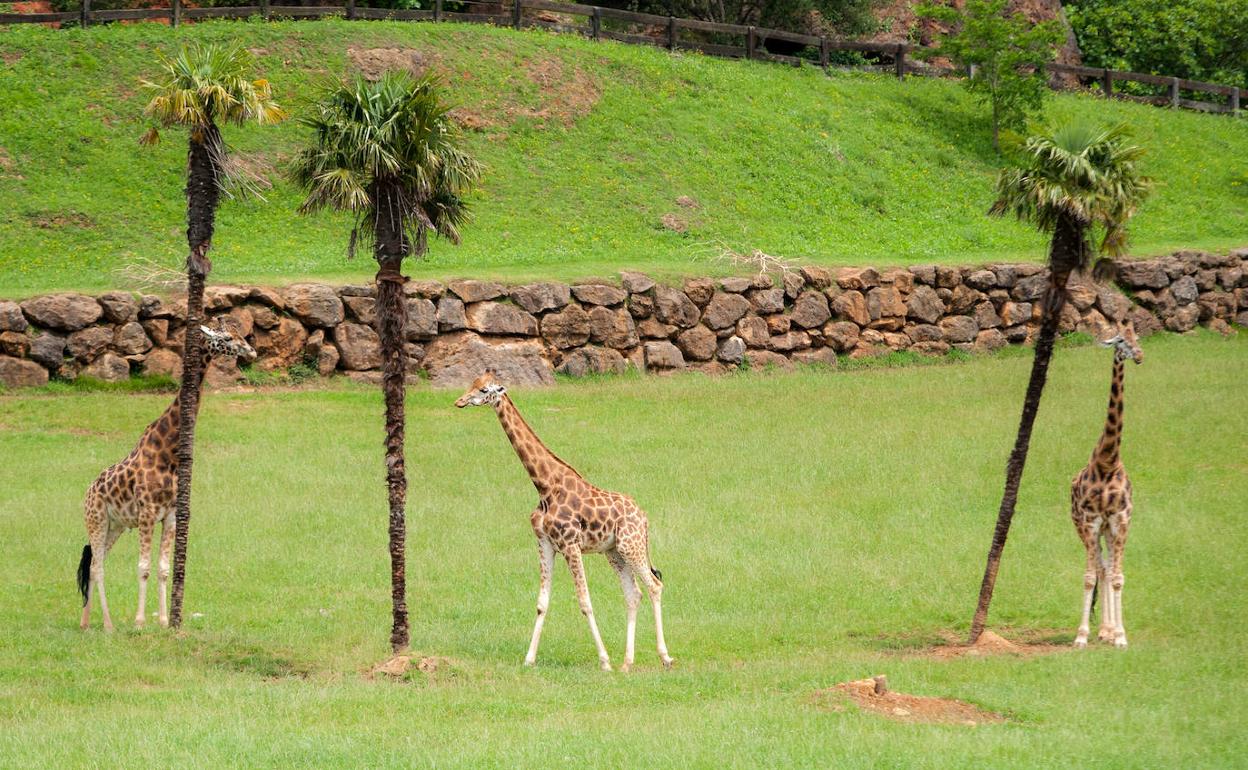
[991,122,1152,272]
[290,72,482,260]
[141,43,285,144]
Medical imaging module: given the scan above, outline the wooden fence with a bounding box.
[0,0,1241,115]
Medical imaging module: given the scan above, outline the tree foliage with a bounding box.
[1067,0,1248,89]
[918,0,1062,150]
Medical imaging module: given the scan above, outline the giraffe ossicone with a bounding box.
[456,371,674,672]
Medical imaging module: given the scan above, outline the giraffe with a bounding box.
[77,324,256,631]
[455,372,674,672]
[1070,319,1142,649]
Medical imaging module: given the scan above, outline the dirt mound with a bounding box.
[348,47,440,81]
[369,653,455,679]
[925,629,1069,660]
[817,676,1005,725]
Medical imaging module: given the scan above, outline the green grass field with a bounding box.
[1,19,1246,296]
[1,331,1244,767]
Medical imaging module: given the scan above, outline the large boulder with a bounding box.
[113,322,152,355]
[702,292,751,330]
[973,301,1002,329]
[66,326,113,362]
[769,330,811,352]
[683,278,717,306]
[800,265,834,290]
[541,305,592,349]
[465,302,538,336]
[282,283,344,327]
[436,297,467,331]
[404,280,445,299]
[735,316,770,348]
[216,306,254,340]
[96,291,138,323]
[343,295,376,325]
[1012,274,1049,302]
[1116,260,1168,290]
[643,340,685,370]
[836,267,880,291]
[254,317,308,370]
[423,331,554,387]
[204,286,250,311]
[654,287,700,328]
[0,331,29,358]
[28,333,66,369]
[940,315,979,343]
[0,300,27,332]
[717,335,746,364]
[791,290,831,329]
[511,282,571,313]
[588,306,638,349]
[1171,275,1199,305]
[20,293,102,331]
[831,291,868,326]
[906,285,944,324]
[746,287,785,315]
[448,280,506,303]
[620,271,656,294]
[0,356,49,388]
[572,284,627,306]
[334,322,383,371]
[557,346,626,377]
[84,353,130,383]
[675,325,717,361]
[405,297,438,340]
[142,348,182,379]
[867,287,906,321]
[822,321,860,353]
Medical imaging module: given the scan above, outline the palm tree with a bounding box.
[968,122,1151,643]
[141,43,285,629]
[290,73,481,653]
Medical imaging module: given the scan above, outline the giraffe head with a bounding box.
[1100,320,1143,365]
[454,370,507,408]
[200,324,258,363]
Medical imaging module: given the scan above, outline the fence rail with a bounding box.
[1,0,1241,115]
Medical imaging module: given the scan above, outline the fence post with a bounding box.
[346,0,355,20]
[591,6,600,40]
[80,0,90,27]
[667,16,675,51]
[1101,68,1112,98]
[261,0,270,21]
[746,26,755,60]
[1232,87,1241,115]
[819,37,829,70]
[895,44,905,79]
[434,0,442,21]
[512,0,521,29]
[1169,77,1179,108]
[171,0,180,27]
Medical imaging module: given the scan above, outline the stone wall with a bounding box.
[0,248,1244,389]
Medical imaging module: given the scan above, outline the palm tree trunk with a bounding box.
[169,126,220,630]
[374,187,410,654]
[968,217,1081,643]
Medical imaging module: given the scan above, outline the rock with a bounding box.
[1079,308,1109,337]
[511,282,571,313]
[0,355,49,388]
[836,267,880,291]
[204,285,249,311]
[744,350,793,371]
[831,290,869,325]
[20,293,102,331]
[1012,274,1049,302]
[675,325,717,361]
[913,340,951,355]
[935,265,961,288]
[571,284,626,307]
[28,333,66,369]
[973,301,1002,329]
[406,298,438,340]
[654,287,700,328]
[750,274,774,289]
[781,271,806,300]
[84,353,130,382]
[702,292,751,330]
[746,287,785,315]
[303,328,325,359]
[905,324,942,343]
[643,340,685,371]
[791,347,838,367]
[975,329,1008,351]
[909,265,937,285]
[906,285,944,324]
[882,331,911,349]
[580,346,627,375]
[204,356,243,388]
[1000,301,1034,326]
[333,322,383,371]
[1171,275,1199,305]
[0,330,30,358]
[343,295,377,325]
[113,322,152,355]
[437,297,467,331]
[800,266,834,290]
[1218,267,1243,290]
[992,265,1018,288]
[96,291,138,323]
[1128,306,1162,336]
[217,306,254,340]
[1004,325,1030,344]
[465,302,538,336]
[769,330,811,352]
[867,287,906,322]
[689,361,728,377]
[405,280,445,299]
[0,301,28,332]
[637,317,675,339]
[317,343,340,376]
[1116,260,1168,289]
[447,280,506,303]
[1195,269,1218,291]
[822,321,860,353]
[736,316,770,348]
[628,294,654,319]
[248,286,287,309]
[138,295,186,321]
[66,326,113,362]
[949,284,985,314]
[1166,304,1200,332]
[282,283,344,327]
[254,317,308,370]
[620,271,656,294]
[791,290,831,329]
[1208,318,1233,336]
[683,278,716,306]
[142,348,182,379]
[718,276,753,293]
[765,315,791,335]
[541,305,592,349]
[1197,291,1236,321]
[588,306,638,349]
[249,305,280,330]
[1058,302,1081,333]
[940,315,979,343]
[1066,282,1097,311]
[965,270,997,291]
[717,335,746,364]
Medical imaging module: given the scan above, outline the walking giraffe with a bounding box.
[1070,319,1142,649]
[78,325,256,631]
[455,371,674,672]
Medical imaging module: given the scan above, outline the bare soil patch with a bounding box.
[924,629,1070,660]
[814,676,1006,726]
[369,653,457,681]
[24,210,96,230]
[660,213,688,233]
[347,47,440,81]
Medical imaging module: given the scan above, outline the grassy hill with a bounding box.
[0,18,1246,295]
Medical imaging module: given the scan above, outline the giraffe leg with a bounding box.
[1097,537,1115,643]
[1073,520,1100,649]
[630,557,673,669]
[1108,511,1130,649]
[607,550,640,672]
[81,522,105,630]
[157,511,175,628]
[564,548,611,671]
[524,538,555,667]
[135,514,156,628]
[93,523,124,633]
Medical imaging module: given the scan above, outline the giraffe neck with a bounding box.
[1093,357,1126,468]
[492,394,581,497]
[135,390,184,469]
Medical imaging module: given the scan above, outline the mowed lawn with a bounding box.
[0,331,1244,767]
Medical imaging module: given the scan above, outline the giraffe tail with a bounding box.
[650,566,662,582]
[77,544,92,606]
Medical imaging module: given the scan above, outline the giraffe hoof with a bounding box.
[522,659,536,667]
[1073,637,1088,649]
[662,657,675,670]
[620,662,632,673]
[158,617,169,628]
[1114,636,1128,650]
[600,661,613,672]
[1097,628,1115,643]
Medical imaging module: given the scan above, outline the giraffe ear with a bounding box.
[1100,334,1122,347]
[200,325,214,336]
